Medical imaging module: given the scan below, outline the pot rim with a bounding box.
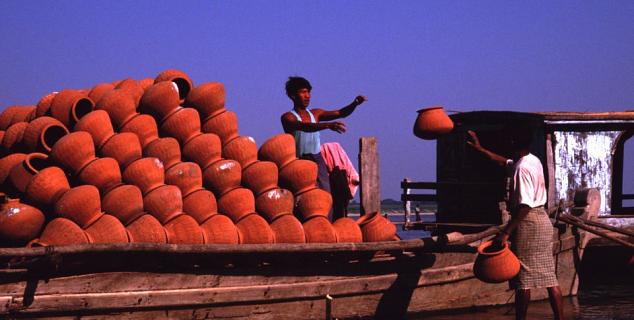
[416,106,444,113]
[477,239,509,256]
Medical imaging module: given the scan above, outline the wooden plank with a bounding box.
[359,137,380,215]
[546,133,556,211]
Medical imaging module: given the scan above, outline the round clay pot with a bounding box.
[473,240,521,283]
[217,187,255,223]
[0,197,45,243]
[413,106,454,140]
[0,106,35,130]
[102,184,144,225]
[236,213,275,244]
[294,188,332,221]
[140,81,180,120]
[22,116,69,153]
[120,114,159,148]
[143,137,181,170]
[115,78,145,105]
[1,122,28,151]
[278,159,318,195]
[154,69,193,101]
[25,166,70,205]
[100,132,142,168]
[122,157,165,195]
[85,214,129,244]
[0,153,26,185]
[202,159,241,196]
[36,92,58,117]
[50,131,96,175]
[164,214,204,244]
[165,161,202,197]
[54,185,104,228]
[255,188,294,222]
[200,214,239,244]
[241,160,278,197]
[88,83,115,104]
[222,136,257,169]
[201,110,238,146]
[303,216,337,243]
[49,89,94,128]
[185,82,226,119]
[95,89,138,128]
[356,212,397,242]
[77,157,122,194]
[183,189,217,224]
[138,78,154,90]
[0,107,18,130]
[32,218,90,247]
[270,214,305,244]
[258,134,296,169]
[74,110,114,150]
[9,153,51,193]
[126,214,167,243]
[143,184,184,224]
[333,217,362,243]
[182,133,221,170]
[160,107,202,145]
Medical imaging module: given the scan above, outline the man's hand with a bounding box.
[466,130,482,150]
[353,95,367,106]
[492,231,510,249]
[328,121,346,133]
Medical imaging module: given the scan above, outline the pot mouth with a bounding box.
[416,106,444,113]
[477,240,509,255]
[356,212,379,226]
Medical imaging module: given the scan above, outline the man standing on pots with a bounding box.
[281,76,366,195]
[467,125,564,320]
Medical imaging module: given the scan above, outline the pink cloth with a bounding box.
[320,142,359,198]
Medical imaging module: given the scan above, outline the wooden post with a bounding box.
[359,137,380,216]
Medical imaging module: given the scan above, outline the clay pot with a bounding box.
[164,214,204,244]
[9,153,49,193]
[1,122,28,151]
[165,161,202,197]
[77,157,122,194]
[102,184,144,225]
[183,189,217,224]
[143,137,181,170]
[85,214,129,244]
[0,106,35,130]
[236,213,275,244]
[50,131,96,175]
[95,89,139,128]
[270,214,305,244]
[0,197,45,243]
[182,133,221,170]
[258,134,296,169]
[138,78,154,90]
[473,240,521,283]
[88,83,115,104]
[120,114,159,148]
[122,157,165,195]
[241,161,278,196]
[200,214,239,244]
[0,107,17,130]
[126,214,167,243]
[100,132,142,168]
[356,212,397,242]
[25,165,70,205]
[294,188,332,221]
[222,136,257,169]
[278,159,318,195]
[185,82,226,119]
[255,188,294,222]
[74,110,114,149]
[217,187,255,223]
[303,216,337,243]
[139,81,180,120]
[154,69,193,101]
[115,78,145,105]
[333,217,362,243]
[36,92,58,117]
[32,218,90,247]
[54,185,104,228]
[143,184,184,224]
[201,110,238,145]
[160,107,202,145]
[202,159,241,196]
[22,116,69,153]
[0,153,26,185]
[413,106,454,140]
[49,89,94,128]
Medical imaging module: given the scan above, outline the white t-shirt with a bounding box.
[507,153,547,209]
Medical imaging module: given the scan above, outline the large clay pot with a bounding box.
[303,216,337,243]
[413,106,454,140]
[0,106,35,130]
[165,161,202,197]
[217,187,255,223]
[270,214,305,244]
[154,69,193,101]
[49,89,94,128]
[120,114,159,148]
[0,153,26,185]
[160,107,202,146]
[139,81,180,120]
[126,214,167,243]
[85,214,129,244]
[138,78,154,90]
[278,159,318,195]
[164,214,204,244]
[185,82,226,119]
[35,92,58,117]
[100,132,142,168]
[236,213,275,244]
[9,153,49,193]
[102,184,144,225]
[356,212,397,242]
[473,240,521,283]
[183,189,217,224]
[88,83,115,104]
[0,197,45,243]
[182,133,221,169]
[1,122,28,151]
[241,160,278,196]
[202,159,241,196]
[77,157,122,194]
[54,185,104,228]
[115,78,145,105]
[258,134,296,169]
[22,117,69,153]
[31,218,90,247]
[200,214,239,244]
[95,89,138,128]
[143,137,181,170]
[74,110,114,150]
[0,107,18,130]
[122,157,165,195]
[201,110,238,146]
[143,184,184,224]
[25,165,70,206]
[255,188,294,222]
[50,131,96,175]
[294,188,332,221]
[222,136,257,169]
[333,217,362,243]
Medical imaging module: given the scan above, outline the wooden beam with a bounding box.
[359,137,380,216]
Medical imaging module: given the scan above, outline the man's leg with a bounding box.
[515,289,530,320]
[547,285,564,320]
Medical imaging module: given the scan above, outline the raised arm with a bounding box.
[466,130,509,167]
[281,112,346,134]
[316,96,367,121]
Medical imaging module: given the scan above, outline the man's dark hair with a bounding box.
[508,122,533,150]
[285,76,312,98]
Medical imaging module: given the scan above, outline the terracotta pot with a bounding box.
[182,133,221,170]
[185,82,226,119]
[217,187,255,223]
[120,114,159,148]
[241,161,278,197]
[95,89,138,128]
[165,161,202,197]
[303,216,337,243]
[115,78,144,105]
[160,107,202,145]
[200,214,239,244]
[0,153,26,185]
[126,214,167,243]
[258,134,296,169]
[32,218,90,247]
[278,159,318,195]
[201,110,238,146]
[143,184,184,224]
[294,188,332,221]
[36,92,58,117]
[222,136,257,169]
[1,122,28,151]
[9,152,51,193]
[22,116,69,153]
[0,106,35,130]
[236,213,275,244]
[100,132,142,168]
[154,69,193,101]
[0,197,45,243]
[202,159,241,196]
[85,214,129,244]
[102,184,144,225]
[50,89,94,128]
[122,157,165,195]
[138,78,154,90]
[0,107,18,130]
[25,165,70,205]
[74,110,114,149]
[255,188,294,222]
[183,189,217,224]
[139,81,180,120]
[50,131,96,174]
[164,214,204,244]
[269,214,305,243]
[413,106,454,140]
[88,83,115,104]
[77,157,122,194]
[54,185,104,228]
[473,240,521,283]
[143,137,181,170]
[356,212,397,242]
[333,217,362,243]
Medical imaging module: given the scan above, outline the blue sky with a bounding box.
[1,1,633,199]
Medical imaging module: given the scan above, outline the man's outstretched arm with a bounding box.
[466,130,509,167]
[317,95,367,121]
[281,113,346,134]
